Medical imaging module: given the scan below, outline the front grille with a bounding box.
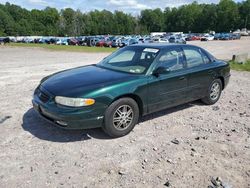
[38,89,50,103]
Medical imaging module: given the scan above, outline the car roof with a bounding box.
[131,43,197,49]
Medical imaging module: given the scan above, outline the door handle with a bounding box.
[179,76,186,80]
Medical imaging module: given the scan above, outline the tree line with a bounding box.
[0,0,250,36]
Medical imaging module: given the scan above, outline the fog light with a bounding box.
[56,121,68,126]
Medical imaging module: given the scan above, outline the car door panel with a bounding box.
[147,71,188,113]
[146,47,188,113]
[182,46,216,101]
[185,64,215,101]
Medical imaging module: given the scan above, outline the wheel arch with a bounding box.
[217,76,225,90]
[112,94,144,116]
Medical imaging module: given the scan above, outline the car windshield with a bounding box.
[98,46,160,74]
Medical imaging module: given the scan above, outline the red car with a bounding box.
[96,40,106,47]
[191,35,201,40]
[103,40,112,47]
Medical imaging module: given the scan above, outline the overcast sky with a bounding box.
[0,0,243,13]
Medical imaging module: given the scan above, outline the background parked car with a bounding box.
[85,37,98,47]
[96,37,112,47]
[168,36,186,44]
[120,38,138,47]
[152,38,168,43]
[23,37,34,43]
[0,37,10,45]
[76,37,86,46]
[185,34,201,41]
[232,33,241,40]
[2,31,243,48]
[67,38,79,45]
[56,38,69,45]
[103,39,112,47]
[201,34,214,41]
[220,33,233,40]
[111,38,122,48]
[214,33,221,40]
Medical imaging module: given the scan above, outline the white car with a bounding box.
[152,38,169,43]
[201,34,214,41]
[56,38,68,45]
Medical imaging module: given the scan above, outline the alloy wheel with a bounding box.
[113,105,134,131]
[210,82,220,101]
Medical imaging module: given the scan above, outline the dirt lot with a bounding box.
[0,38,250,188]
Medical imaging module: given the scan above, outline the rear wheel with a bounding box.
[103,98,139,138]
[201,79,222,105]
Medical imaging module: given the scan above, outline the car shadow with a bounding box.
[140,100,204,123]
[22,100,203,143]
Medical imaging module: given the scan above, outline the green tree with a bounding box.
[0,1,248,36]
[60,8,76,36]
[140,8,164,32]
[0,8,18,35]
[43,7,60,35]
[195,4,218,32]
[238,0,250,29]
[216,0,240,32]
[174,2,203,32]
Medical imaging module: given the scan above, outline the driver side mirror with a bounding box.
[152,66,170,77]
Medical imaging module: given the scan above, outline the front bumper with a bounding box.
[32,88,104,130]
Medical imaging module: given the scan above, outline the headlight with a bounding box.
[55,96,95,107]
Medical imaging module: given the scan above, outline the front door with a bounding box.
[147,47,188,113]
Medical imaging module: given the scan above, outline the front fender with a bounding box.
[84,76,148,109]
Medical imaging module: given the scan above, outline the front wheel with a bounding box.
[103,98,139,138]
[201,79,222,105]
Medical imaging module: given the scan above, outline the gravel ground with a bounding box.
[190,36,250,60]
[0,39,250,188]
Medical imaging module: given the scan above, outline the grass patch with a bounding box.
[229,60,250,71]
[6,43,117,53]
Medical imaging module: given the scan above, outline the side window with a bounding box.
[157,49,184,71]
[109,50,135,63]
[201,50,211,64]
[184,48,204,68]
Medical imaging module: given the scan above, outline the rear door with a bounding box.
[182,46,216,101]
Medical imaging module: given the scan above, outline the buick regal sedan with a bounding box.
[33,44,230,137]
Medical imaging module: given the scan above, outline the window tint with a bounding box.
[184,48,204,68]
[201,51,211,64]
[98,47,160,74]
[109,50,135,63]
[157,49,184,71]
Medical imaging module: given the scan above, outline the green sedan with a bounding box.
[32,44,230,137]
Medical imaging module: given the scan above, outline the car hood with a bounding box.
[41,65,137,97]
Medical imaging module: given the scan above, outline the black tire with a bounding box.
[103,98,139,138]
[201,79,222,105]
